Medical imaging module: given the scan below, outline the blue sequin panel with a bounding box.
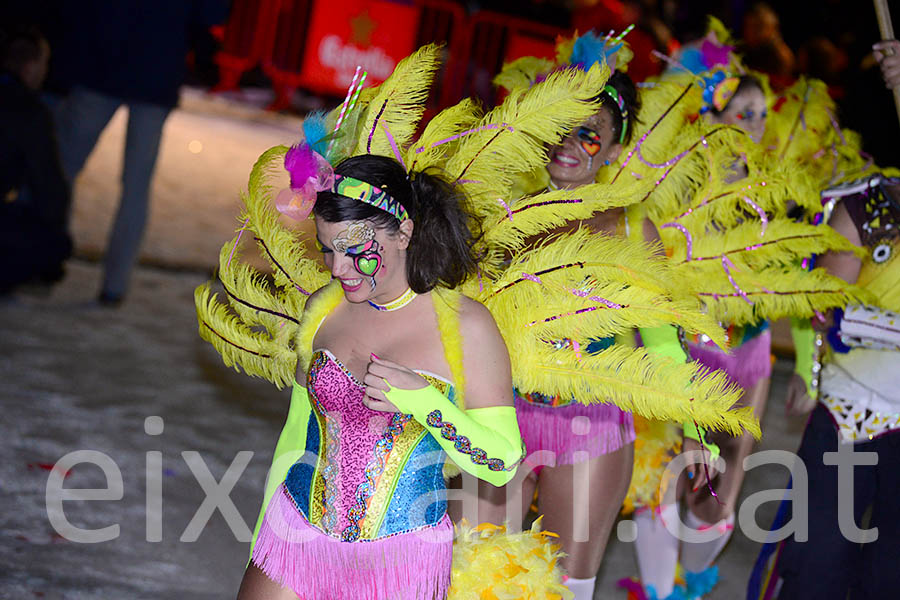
[284,411,322,519]
[377,434,447,536]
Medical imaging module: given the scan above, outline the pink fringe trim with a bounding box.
[688,329,772,390]
[253,486,453,600]
[515,397,636,468]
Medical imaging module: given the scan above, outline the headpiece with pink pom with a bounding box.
[274,69,407,224]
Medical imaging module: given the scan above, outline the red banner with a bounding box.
[299,0,422,96]
[503,31,558,65]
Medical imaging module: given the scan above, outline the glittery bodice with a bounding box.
[284,350,454,541]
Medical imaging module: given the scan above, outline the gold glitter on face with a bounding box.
[331,221,376,253]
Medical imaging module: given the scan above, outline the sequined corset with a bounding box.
[284,350,453,542]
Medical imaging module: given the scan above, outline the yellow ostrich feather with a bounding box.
[481,229,726,343]
[511,342,756,436]
[763,77,882,190]
[678,263,874,325]
[446,63,609,216]
[195,284,299,388]
[667,218,864,270]
[649,160,817,232]
[406,97,483,174]
[449,519,572,600]
[193,142,333,388]
[243,146,331,296]
[623,416,682,513]
[214,240,303,344]
[493,56,557,93]
[481,184,648,255]
[351,44,441,159]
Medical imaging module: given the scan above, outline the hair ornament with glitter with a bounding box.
[699,68,740,114]
[275,143,335,221]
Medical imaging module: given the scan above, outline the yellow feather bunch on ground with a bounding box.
[449,520,573,600]
[623,416,682,513]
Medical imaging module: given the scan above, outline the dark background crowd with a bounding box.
[1,0,898,297]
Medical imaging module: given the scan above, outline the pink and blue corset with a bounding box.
[251,349,456,599]
[286,349,453,540]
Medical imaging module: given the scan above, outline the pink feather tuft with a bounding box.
[284,143,319,191]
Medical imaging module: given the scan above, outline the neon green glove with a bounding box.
[250,381,311,555]
[683,420,721,462]
[640,326,716,460]
[790,317,819,398]
[385,384,525,487]
[639,324,689,363]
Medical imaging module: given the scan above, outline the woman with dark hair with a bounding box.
[484,33,697,600]
[227,151,525,600]
[201,44,756,600]
[706,74,767,143]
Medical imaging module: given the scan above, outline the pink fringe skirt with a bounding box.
[252,485,454,600]
[687,329,773,390]
[514,395,636,471]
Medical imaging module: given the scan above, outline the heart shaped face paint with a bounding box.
[355,253,382,277]
[576,126,603,157]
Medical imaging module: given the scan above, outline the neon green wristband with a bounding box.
[640,325,689,363]
[790,317,821,398]
[683,420,721,462]
[385,384,524,486]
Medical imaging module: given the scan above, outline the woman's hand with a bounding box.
[361,354,427,412]
[683,436,719,492]
[785,373,817,416]
[874,40,900,89]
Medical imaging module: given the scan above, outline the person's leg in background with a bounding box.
[55,86,120,184]
[100,100,170,303]
[857,432,900,599]
[538,443,634,600]
[776,404,874,600]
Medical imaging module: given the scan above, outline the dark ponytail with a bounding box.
[598,70,641,145]
[313,154,481,293]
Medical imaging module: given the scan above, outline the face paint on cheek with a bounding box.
[576,126,603,157]
[346,239,384,290]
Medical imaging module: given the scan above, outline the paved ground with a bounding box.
[1,89,810,599]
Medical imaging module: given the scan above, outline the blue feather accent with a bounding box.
[302,112,329,157]
[676,47,708,75]
[570,31,622,71]
[684,565,719,599]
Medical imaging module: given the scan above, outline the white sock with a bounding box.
[565,575,597,600]
[679,510,735,572]
[633,504,680,598]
